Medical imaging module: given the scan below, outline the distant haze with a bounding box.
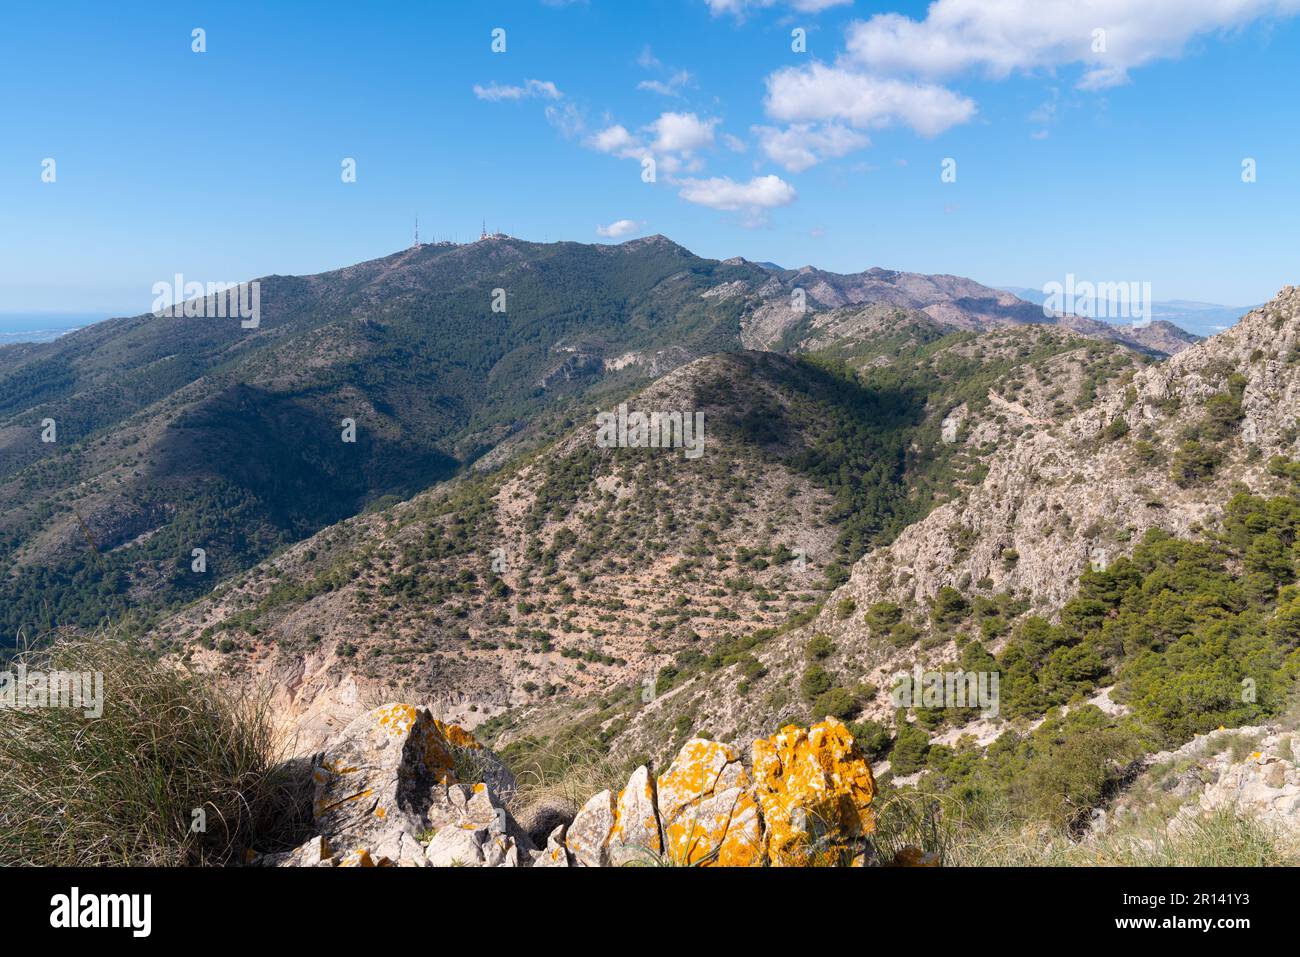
[0,313,113,345]
[999,288,1257,338]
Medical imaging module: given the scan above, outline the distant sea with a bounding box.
[0,313,109,345]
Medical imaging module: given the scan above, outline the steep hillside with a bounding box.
[155,350,905,745]
[603,285,1300,794]
[0,237,764,646]
[0,235,1185,652]
[151,321,1148,754]
[829,285,1300,618]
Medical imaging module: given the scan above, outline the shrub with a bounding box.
[811,686,859,721]
[800,663,833,701]
[848,718,891,758]
[931,586,969,629]
[864,601,904,638]
[1171,440,1221,487]
[889,621,921,648]
[805,634,835,660]
[890,721,931,776]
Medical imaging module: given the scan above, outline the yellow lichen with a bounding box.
[314,787,374,817]
[376,704,419,737]
[751,718,876,867]
[657,740,762,867]
[339,848,375,867]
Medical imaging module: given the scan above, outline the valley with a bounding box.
[10,235,1300,870]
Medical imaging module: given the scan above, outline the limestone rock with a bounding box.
[423,783,531,867]
[532,824,573,867]
[751,718,877,866]
[565,789,616,867]
[608,765,664,865]
[305,703,527,867]
[338,848,387,867]
[657,739,763,866]
[1165,729,1300,837]
[249,834,335,867]
[1094,725,1300,849]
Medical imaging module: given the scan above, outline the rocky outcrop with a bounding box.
[253,704,531,867]
[730,265,1197,356]
[544,719,877,867]
[840,286,1300,617]
[1104,725,1300,840]
[565,788,617,867]
[657,739,763,867]
[608,765,663,865]
[752,720,877,866]
[538,717,878,867]
[254,711,888,867]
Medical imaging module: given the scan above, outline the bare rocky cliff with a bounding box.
[828,285,1300,618]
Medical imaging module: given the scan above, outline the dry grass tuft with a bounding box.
[0,634,310,866]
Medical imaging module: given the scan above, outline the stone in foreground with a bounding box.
[657,738,763,867]
[751,718,877,866]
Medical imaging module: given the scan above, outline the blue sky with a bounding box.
[2,0,1298,315]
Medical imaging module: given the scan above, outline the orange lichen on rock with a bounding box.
[657,739,762,867]
[750,718,877,867]
[375,704,419,738]
[338,848,376,867]
[437,720,482,751]
[408,713,480,785]
[609,766,663,864]
[313,786,374,818]
[566,789,617,867]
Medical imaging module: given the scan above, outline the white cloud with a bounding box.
[765,62,976,136]
[545,101,586,138]
[636,46,695,98]
[596,219,644,238]
[754,123,870,172]
[472,79,563,102]
[649,112,718,152]
[638,70,693,97]
[721,132,748,153]
[587,124,648,160]
[844,0,1300,90]
[588,113,719,166]
[706,0,851,16]
[675,174,797,212]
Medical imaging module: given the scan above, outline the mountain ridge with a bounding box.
[0,234,1193,648]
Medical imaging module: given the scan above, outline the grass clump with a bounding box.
[0,634,307,866]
